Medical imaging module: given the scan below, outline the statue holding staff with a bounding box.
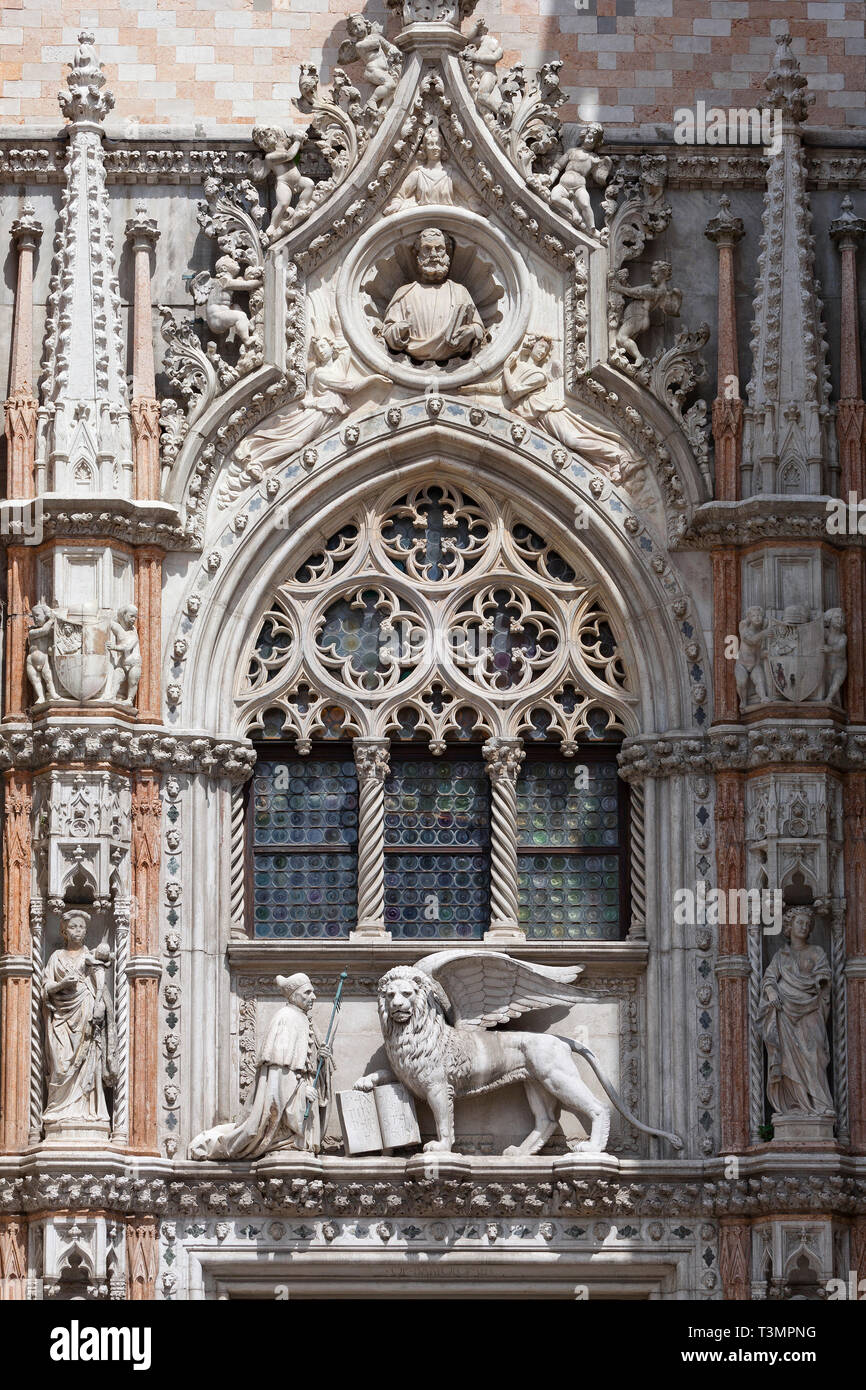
[189,972,339,1160]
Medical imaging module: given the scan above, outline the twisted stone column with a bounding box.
[351,740,391,940]
[111,906,131,1145]
[229,785,247,941]
[483,739,525,942]
[627,782,646,940]
[0,771,32,1153]
[128,772,161,1154]
[28,903,44,1145]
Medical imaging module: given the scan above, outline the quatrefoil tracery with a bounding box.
[238,480,634,747]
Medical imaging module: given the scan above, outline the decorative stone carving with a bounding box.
[355,952,682,1155]
[221,336,389,502]
[501,332,639,483]
[189,257,262,354]
[461,19,505,124]
[758,907,834,1137]
[42,910,116,1141]
[337,16,402,121]
[742,33,835,497]
[25,602,140,707]
[189,974,334,1160]
[382,226,485,364]
[604,153,671,275]
[547,125,611,236]
[35,32,134,497]
[736,603,848,709]
[107,605,141,704]
[337,210,525,391]
[238,478,634,748]
[384,124,454,211]
[612,260,682,371]
[251,126,316,240]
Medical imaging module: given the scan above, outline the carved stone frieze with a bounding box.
[676,497,866,550]
[1,1168,863,1222]
[0,724,256,783]
[617,724,866,781]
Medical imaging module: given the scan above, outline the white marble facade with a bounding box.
[0,16,863,1301]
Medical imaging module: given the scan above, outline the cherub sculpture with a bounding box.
[355,951,682,1156]
[338,15,402,118]
[26,601,59,703]
[106,604,141,704]
[735,605,772,708]
[823,608,847,704]
[613,260,682,368]
[189,256,263,352]
[252,125,316,240]
[462,18,504,122]
[548,123,611,234]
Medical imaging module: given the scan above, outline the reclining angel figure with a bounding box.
[355,950,682,1156]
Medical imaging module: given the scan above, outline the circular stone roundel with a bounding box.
[336,206,531,391]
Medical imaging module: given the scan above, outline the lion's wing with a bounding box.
[414,950,584,1029]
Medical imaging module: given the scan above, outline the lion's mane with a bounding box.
[377,966,466,1096]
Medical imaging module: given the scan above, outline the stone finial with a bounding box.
[764,30,813,125]
[58,30,115,127]
[10,200,42,250]
[830,195,866,251]
[704,193,745,248]
[125,201,160,251]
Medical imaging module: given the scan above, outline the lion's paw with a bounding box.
[422,1140,454,1154]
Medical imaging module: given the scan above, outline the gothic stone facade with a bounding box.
[0,10,865,1301]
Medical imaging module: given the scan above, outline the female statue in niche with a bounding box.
[385,125,454,212]
[42,910,116,1132]
[757,905,834,1120]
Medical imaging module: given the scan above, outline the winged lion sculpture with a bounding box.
[354,950,682,1156]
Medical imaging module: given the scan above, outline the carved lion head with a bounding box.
[377,966,449,1030]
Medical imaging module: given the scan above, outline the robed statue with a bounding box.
[42,910,116,1135]
[189,973,334,1160]
[382,227,484,364]
[758,906,834,1120]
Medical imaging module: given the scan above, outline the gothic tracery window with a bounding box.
[240,480,635,941]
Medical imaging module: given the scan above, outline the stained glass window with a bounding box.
[248,742,626,943]
[516,752,627,940]
[249,749,357,938]
[383,750,490,939]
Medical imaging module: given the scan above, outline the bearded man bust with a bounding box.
[382,226,484,364]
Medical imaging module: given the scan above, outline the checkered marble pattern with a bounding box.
[0,0,863,132]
